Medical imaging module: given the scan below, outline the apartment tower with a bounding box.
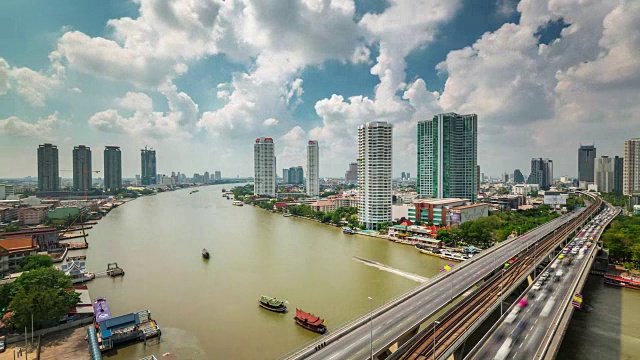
[307,140,320,196]
[254,137,276,197]
[358,122,393,230]
[104,146,122,191]
[72,145,92,191]
[623,139,640,195]
[37,143,59,191]
[141,147,157,185]
[417,113,478,201]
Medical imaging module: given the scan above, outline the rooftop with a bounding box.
[311,200,335,207]
[0,237,37,252]
[453,203,488,210]
[413,198,468,205]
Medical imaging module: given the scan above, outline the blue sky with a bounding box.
[1,0,638,179]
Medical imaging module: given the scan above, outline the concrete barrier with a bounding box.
[5,317,94,345]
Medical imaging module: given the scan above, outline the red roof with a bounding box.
[0,237,37,253]
[400,220,414,226]
[296,308,324,326]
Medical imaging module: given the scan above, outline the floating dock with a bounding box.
[93,309,161,352]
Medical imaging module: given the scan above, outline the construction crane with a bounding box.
[59,169,101,201]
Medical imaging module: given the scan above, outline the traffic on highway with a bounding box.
[472,206,619,360]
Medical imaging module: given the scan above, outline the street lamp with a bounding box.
[433,320,441,360]
[368,296,373,360]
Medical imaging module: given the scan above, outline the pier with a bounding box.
[94,262,125,279]
[92,310,161,352]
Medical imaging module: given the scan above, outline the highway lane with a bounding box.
[472,206,617,360]
[289,209,585,360]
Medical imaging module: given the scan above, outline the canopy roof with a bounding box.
[296,308,324,326]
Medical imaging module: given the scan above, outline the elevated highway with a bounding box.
[281,195,599,360]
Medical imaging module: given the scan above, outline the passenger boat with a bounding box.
[604,274,640,290]
[342,227,355,234]
[93,296,112,323]
[232,201,244,206]
[294,309,327,334]
[258,295,287,313]
[202,248,210,260]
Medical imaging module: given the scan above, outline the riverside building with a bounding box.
[307,140,319,196]
[254,137,276,197]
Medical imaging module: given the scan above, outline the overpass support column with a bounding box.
[382,325,420,358]
[449,340,467,360]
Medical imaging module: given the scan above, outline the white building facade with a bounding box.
[594,156,614,193]
[254,137,276,197]
[306,140,320,196]
[358,122,393,230]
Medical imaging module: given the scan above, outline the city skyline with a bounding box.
[1,1,638,179]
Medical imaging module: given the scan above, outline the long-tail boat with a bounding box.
[294,308,327,334]
[258,295,287,313]
[202,248,210,260]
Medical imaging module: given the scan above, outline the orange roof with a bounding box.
[0,237,37,252]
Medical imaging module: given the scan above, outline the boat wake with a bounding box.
[352,256,428,283]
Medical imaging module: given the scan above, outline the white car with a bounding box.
[532,282,543,291]
[505,307,520,324]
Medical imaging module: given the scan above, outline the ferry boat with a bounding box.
[604,274,640,290]
[342,227,355,234]
[294,308,327,334]
[232,201,244,206]
[202,248,210,260]
[258,295,287,313]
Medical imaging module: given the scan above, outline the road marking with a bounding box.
[519,342,524,348]
[525,334,529,340]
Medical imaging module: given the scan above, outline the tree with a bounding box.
[436,230,452,244]
[8,267,79,330]
[20,255,53,271]
[0,283,13,311]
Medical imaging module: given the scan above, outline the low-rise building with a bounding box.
[17,205,50,225]
[310,200,337,212]
[48,206,81,220]
[2,228,60,251]
[413,198,470,225]
[0,205,19,223]
[392,204,414,221]
[449,203,489,225]
[332,196,358,209]
[0,184,15,200]
[487,195,526,210]
[0,237,39,277]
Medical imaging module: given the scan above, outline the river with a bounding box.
[83,184,451,359]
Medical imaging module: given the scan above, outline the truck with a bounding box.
[563,255,574,266]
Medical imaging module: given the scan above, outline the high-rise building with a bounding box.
[401,172,406,180]
[623,139,640,195]
[141,147,157,185]
[288,166,304,184]
[73,145,92,191]
[204,171,210,183]
[417,113,478,201]
[307,140,319,196]
[37,143,59,191]
[254,137,276,196]
[282,168,289,184]
[513,169,525,184]
[104,146,122,192]
[578,144,596,183]
[594,156,614,193]
[613,156,624,195]
[528,158,553,190]
[214,170,221,180]
[503,173,509,183]
[358,121,393,230]
[345,162,358,184]
[407,173,411,179]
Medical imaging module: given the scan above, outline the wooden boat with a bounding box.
[202,248,210,260]
[258,295,287,313]
[342,227,355,234]
[294,308,327,334]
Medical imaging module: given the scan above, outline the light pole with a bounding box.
[368,296,373,360]
[433,320,441,360]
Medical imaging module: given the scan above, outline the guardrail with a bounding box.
[280,211,581,359]
[537,204,618,359]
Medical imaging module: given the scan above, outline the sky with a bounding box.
[0,0,639,179]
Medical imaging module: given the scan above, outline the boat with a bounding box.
[202,248,210,259]
[342,227,355,234]
[93,296,112,323]
[294,308,327,334]
[284,213,292,217]
[232,201,244,206]
[604,274,640,290]
[190,190,199,194]
[258,295,287,313]
[222,188,227,192]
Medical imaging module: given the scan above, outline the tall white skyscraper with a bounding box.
[307,140,319,196]
[254,137,276,196]
[358,121,393,230]
[623,138,640,195]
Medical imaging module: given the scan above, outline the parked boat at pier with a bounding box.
[294,309,327,334]
[202,248,210,260]
[604,274,640,290]
[342,227,355,234]
[258,295,287,313]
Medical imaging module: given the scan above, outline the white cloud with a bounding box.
[0,58,9,95]
[279,125,307,167]
[0,113,67,138]
[263,118,279,127]
[0,57,64,107]
[89,82,198,139]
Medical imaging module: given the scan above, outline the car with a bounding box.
[555,269,564,280]
[505,307,520,324]
[0,336,5,353]
[550,262,558,270]
[518,296,529,308]
[494,337,514,360]
[532,282,543,291]
[559,254,565,259]
[561,250,568,255]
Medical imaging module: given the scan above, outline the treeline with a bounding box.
[440,206,560,248]
[601,215,640,269]
[288,204,360,228]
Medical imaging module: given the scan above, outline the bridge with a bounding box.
[464,201,619,360]
[281,192,602,360]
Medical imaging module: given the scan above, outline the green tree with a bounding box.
[8,267,79,330]
[0,283,13,311]
[20,255,53,271]
[436,229,452,244]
